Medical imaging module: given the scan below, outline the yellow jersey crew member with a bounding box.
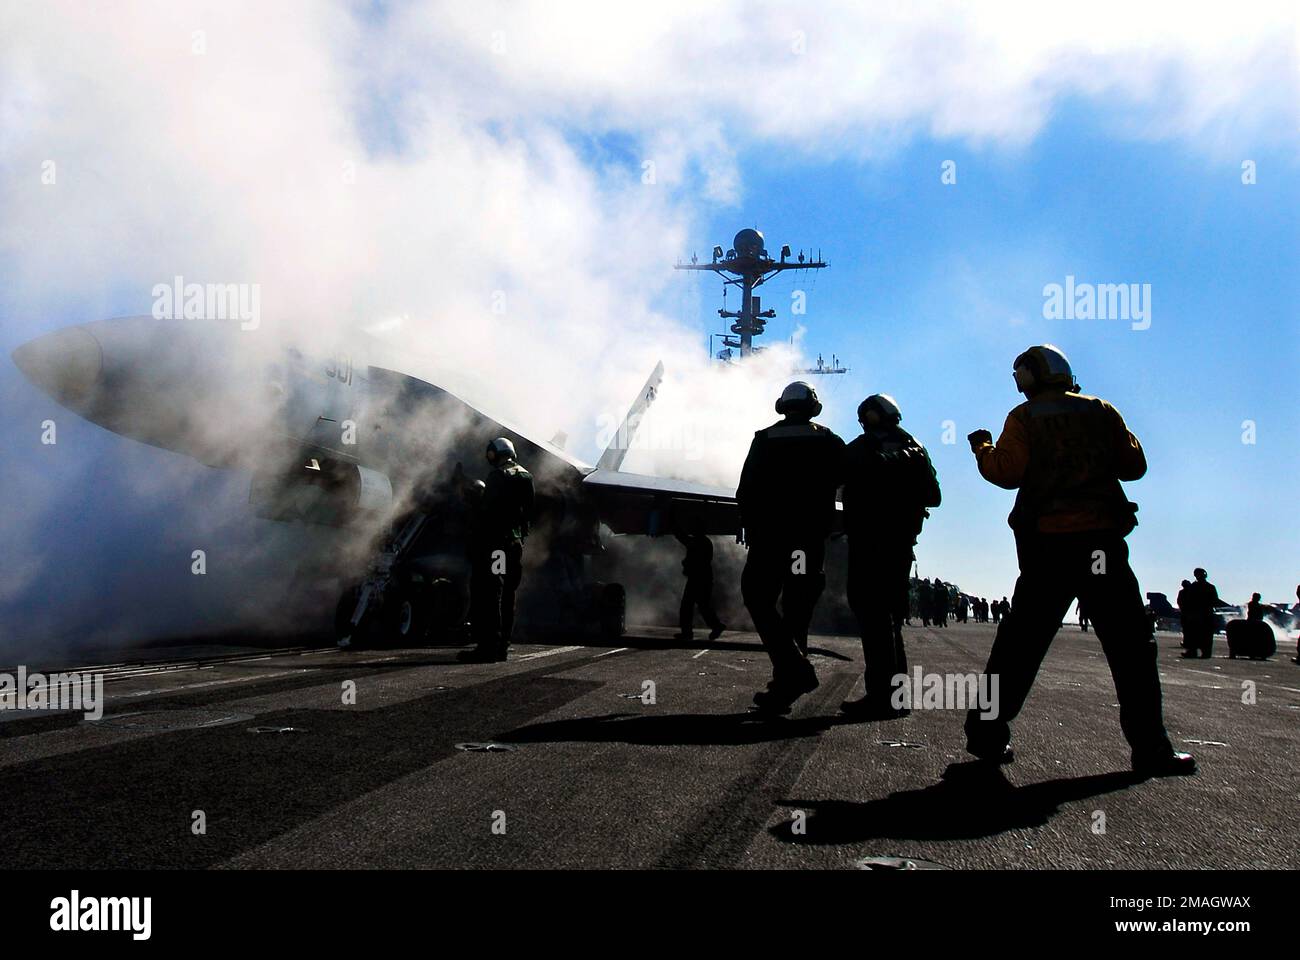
[964,345,1195,777]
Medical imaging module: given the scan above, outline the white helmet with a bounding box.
[1013,344,1078,395]
[858,393,901,427]
[775,381,822,418]
[486,437,517,464]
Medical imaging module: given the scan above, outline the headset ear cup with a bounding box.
[810,400,822,417]
[774,399,785,415]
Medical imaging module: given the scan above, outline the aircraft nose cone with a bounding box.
[12,326,103,405]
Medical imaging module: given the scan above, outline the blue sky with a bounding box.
[669,104,1299,604]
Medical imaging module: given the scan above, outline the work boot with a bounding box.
[457,646,499,663]
[752,661,819,715]
[708,623,726,641]
[673,631,694,642]
[1131,749,1197,778]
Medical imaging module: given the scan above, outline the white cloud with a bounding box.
[0,0,1295,475]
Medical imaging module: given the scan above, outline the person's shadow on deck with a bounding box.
[772,762,1143,844]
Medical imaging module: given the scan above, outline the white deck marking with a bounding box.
[515,645,585,661]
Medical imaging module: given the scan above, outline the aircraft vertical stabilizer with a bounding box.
[595,361,664,472]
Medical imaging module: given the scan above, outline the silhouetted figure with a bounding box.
[674,522,725,643]
[963,344,1194,777]
[459,437,534,663]
[1247,593,1264,623]
[933,578,949,627]
[737,381,845,714]
[1180,568,1221,660]
[991,597,1001,625]
[839,394,940,719]
[1294,585,1300,664]
[1076,599,1089,632]
[1228,592,1276,660]
[998,597,1010,623]
[1176,579,1192,651]
[957,594,969,623]
[1289,587,1300,660]
[917,578,933,627]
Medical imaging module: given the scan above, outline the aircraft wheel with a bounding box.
[599,583,626,640]
[383,584,430,646]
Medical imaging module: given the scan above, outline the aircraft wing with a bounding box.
[581,468,739,537]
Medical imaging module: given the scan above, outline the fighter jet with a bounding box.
[12,316,740,645]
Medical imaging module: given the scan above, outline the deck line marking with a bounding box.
[516,645,585,661]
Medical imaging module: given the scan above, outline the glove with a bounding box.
[967,429,992,452]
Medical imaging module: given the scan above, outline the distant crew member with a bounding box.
[1246,593,1265,623]
[1076,598,1089,632]
[674,520,726,643]
[1294,584,1300,665]
[933,578,949,627]
[917,578,933,627]
[840,393,940,719]
[957,594,969,623]
[459,437,535,663]
[963,344,1194,777]
[737,381,845,714]
[991,596,1001,625]
[998,597,1010,622]
[1180,568,1221,660]
[1175,579,1192,651]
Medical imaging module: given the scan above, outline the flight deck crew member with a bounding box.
[1246,593,1264,623]
[674,521,726,643]
[737,381,845,714]
[918,578,933,627]
[840,394,941,719]
[933,578,949,627]
[1175,579,1192,651]
[1180,568,1221,660]
[459,437,534,663]
[963,344,1195,777]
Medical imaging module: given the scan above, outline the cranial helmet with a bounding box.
[858,393,902,427]
[1012,344,1078,396]
[775,381,822,418]
[486,437,517,464]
